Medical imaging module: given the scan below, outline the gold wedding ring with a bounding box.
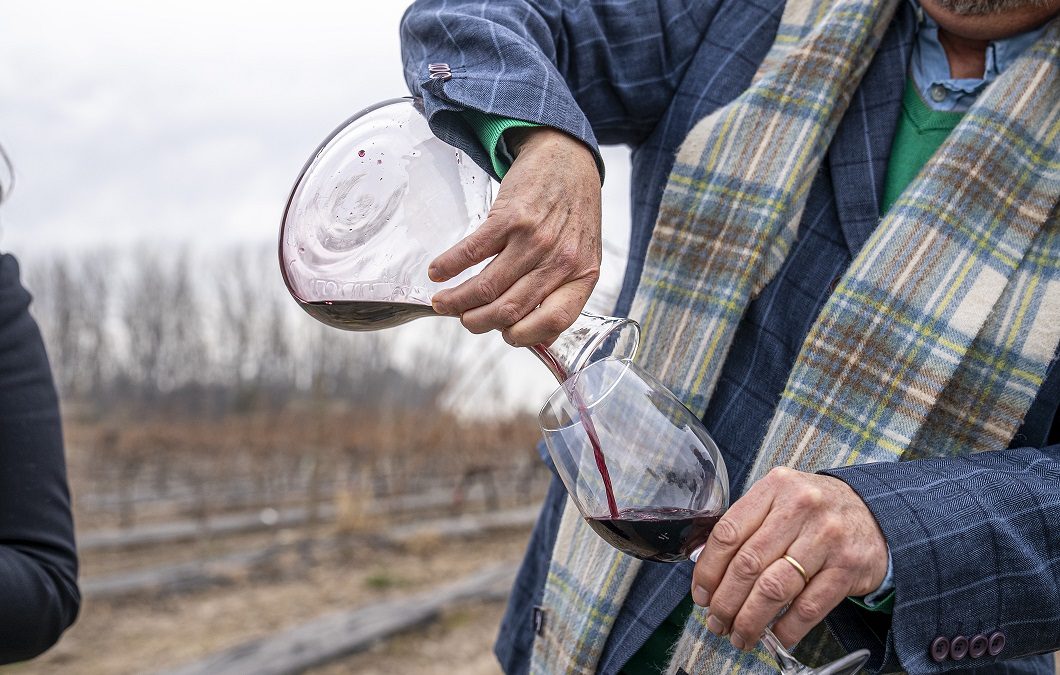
[782,554,810,584]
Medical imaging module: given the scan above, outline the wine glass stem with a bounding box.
[760,628,807,674]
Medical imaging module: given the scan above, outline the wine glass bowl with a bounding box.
[539,358,728,562]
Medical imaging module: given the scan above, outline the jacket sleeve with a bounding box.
[822,443,1060,673]
[0,254,80,663]
[400,0,719,179]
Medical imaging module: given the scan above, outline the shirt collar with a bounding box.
[909,0,1048,110]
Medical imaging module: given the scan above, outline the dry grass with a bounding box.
[65,409,542,531]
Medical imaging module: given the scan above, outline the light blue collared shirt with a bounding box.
[909,1,1048,113]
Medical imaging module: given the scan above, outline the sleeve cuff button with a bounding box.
[969,634,988,659]
[988,631,1006,657]
[949,635,969,661]
[930,636,950,663]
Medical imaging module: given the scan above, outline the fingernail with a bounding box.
[731,632,747,651]
[706,615,726,636]
[691,585,710,607]
[428,266,442,281]
[432,301,448,315]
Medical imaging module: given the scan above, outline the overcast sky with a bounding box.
[0,0,633,412]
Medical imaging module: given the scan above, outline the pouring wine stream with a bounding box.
[530,344,620,519]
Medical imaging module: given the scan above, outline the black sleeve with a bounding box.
[0,253,80,663]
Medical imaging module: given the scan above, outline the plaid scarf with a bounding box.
[531,0,1060,672]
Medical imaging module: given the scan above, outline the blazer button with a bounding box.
[949,635,969,661]
[987,631,1006,657]
[969,634,989,659]
[930,636,950,662]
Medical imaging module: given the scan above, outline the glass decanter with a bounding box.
[278,97,638,381]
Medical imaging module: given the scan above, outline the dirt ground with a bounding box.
[6,521,1059,674]
[310,600,506,675]
[11,527,531,675]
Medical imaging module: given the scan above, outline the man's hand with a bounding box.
[428,127,602,346]
[691,467,889,651]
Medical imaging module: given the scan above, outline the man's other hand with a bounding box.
[428,127,602,346]
[691,468,890,651]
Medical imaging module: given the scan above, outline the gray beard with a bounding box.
[931,0,1050,15]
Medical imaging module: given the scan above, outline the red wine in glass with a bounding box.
[585,507,721,563]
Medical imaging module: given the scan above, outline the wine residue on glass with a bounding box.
[303,300,438,331]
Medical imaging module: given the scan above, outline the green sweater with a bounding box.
[463,79,963,673]
[881,80,965,214]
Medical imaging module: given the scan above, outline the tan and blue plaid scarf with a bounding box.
[531,0,1060,672]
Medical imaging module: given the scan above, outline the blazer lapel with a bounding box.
[827,3,917,255]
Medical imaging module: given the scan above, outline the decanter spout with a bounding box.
[529,312,640,383]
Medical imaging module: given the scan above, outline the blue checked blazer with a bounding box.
[400,2,1060,673]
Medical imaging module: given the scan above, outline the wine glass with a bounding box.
[539,358,870,675]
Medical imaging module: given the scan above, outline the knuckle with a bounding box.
[544,306,575,334]
[462,238,486,264]
[757,570,790,604]
[819,513,844,539]
[831,547,860,572]
[793,597,827,624]
[495,301,523,327]
[552,243,581,272]
[508,203,534,227]
[710,518,741,548]
[767,466,795,484]
[732,548,764,580]
[487,194,512,216]
[475,277,499,304]
[793,485,825,510]
[483,215,513,239]
[527,228,552,250]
